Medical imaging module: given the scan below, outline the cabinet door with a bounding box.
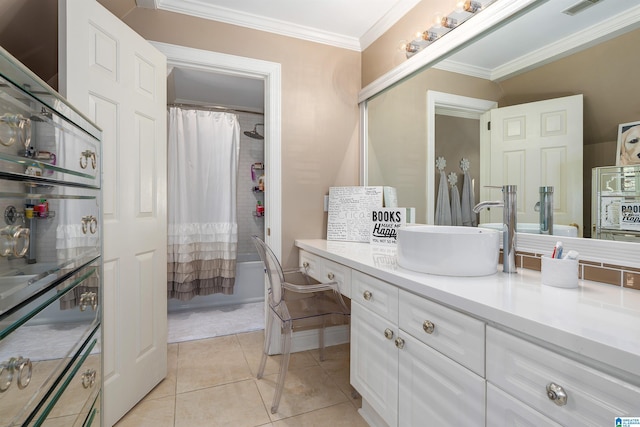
[351,301,398,427]
[398,333,485,427]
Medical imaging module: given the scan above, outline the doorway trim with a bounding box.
[426,90,497,224]
[151,41,282,259]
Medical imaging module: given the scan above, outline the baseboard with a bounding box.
[290,324,350,353]
[359,398,390,427]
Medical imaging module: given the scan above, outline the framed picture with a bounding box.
[616,120,640,166]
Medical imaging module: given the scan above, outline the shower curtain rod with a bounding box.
[168,103,263,116]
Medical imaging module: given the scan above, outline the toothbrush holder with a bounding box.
[541,256,579,288]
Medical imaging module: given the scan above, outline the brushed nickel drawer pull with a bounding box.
[81,369,97,389]
[16,357,32,389]
[384,328,394,340]
[79,291,98,311]
[546,382,568,406]
[395,337,405,349]
[80,150,97,170]
[423,320,435,334]
[363,290,372,301]
[0,359,14,392]
[327,272,335,280]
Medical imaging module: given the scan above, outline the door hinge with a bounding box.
[267,227,271,236]
[487,121,491,131]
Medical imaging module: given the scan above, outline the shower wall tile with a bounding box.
[237,112,265,260]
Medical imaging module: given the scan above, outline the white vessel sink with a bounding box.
[397,225,500,276]
[478,222,578,237]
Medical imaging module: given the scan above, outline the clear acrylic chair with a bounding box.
[252,235,350,414]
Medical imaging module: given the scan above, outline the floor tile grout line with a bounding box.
[173,341,179,427]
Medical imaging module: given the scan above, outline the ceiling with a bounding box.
[443,0,640,81]
[137,0,422,51]
[159,0,640,111]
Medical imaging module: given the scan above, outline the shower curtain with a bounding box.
[167,107,241,301]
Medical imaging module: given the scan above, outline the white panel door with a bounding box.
[59,1,167,425]
[485,95,583,233]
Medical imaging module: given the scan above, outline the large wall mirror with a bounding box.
[363,0,640,253]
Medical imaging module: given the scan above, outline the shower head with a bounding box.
[244,123,264,140]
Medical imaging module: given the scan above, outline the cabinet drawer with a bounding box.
[399,290,485,376]
[28,330,101,426]
[352,271,398,323]
[299,250,322,282]
[322,259,351,298]
[300,250,351,298]
[0,263,100,427]
[76,389,101,427]
[487,383,561,427]
[0,75,100,187]
[0,182,101,315]
[487,326,640,426]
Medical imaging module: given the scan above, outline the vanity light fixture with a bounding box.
[435,12,458,29]
[457,0,482,13]
[399,40,421,57]
[400,0,490,58]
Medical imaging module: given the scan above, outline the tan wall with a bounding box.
[361,0,452,87]
[367,68,501,222]
[121,9,361,266]
[497,28,640,147]
[434,115,481,214]
[0,0,58,87]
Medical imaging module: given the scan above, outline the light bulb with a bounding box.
[433,12,444,28]
[398,40,410,52]
[463,1,482,13]
[434,11,457,29]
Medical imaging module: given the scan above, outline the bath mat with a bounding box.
[168,301,265,343]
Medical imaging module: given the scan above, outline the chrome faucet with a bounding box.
[537,186,554,235]
[473,185,517,274]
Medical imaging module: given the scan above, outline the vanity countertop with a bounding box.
[295,239,640,382]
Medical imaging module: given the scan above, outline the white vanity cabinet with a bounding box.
[351,270,485,427]
[295,239,640,427]
[299,250,352,297]
[486,326,640,426]
[487,383,562,427]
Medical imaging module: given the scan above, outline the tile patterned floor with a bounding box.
[114,331,366,427]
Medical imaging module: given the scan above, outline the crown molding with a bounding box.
[433,59,493,80]
[154,0,362,51]
[360,0,423,50]
[490,3,640,81]
[358,0,544,103]
[135,0,159,8]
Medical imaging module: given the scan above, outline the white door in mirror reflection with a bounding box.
[481,95,583,235]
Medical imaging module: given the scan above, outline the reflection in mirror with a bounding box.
[365,1,640,243]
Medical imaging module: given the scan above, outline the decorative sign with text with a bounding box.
[370,208,406,246]
[327,186,384,242]
[620,202,640,231]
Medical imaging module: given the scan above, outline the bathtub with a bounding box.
[167,257,265,313]
[20,257,265,326]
